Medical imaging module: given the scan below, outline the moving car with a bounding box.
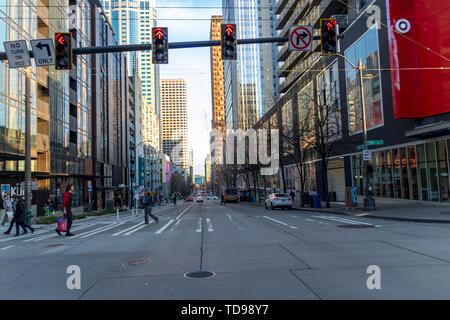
[223,188,239,203]
[196,196,204,202]
[265,193,293,210]
[186,196,193,202]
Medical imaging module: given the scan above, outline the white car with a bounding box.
[211,195,218,200]
[265,193,293,210]
[206,196,212,200]
[196,196,204,202]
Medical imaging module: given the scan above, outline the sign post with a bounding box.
[289,26,313,52]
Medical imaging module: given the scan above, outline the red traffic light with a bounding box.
[225,24,234,36]
[55,33,65,45]
[326,20,336,31]
[154,28,164,40]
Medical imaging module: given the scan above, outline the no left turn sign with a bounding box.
[289,26,313,52]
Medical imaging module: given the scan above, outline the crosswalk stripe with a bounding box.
[112,222,144,236]
[123,222,152,236]
[0,245,14,251]
[23,224,96,242]
[176,204,194,220]
[206,218,214,232]
[196,218,202,233]
[155,219,174,234]
[170,219,182,232]
[317,215,375,226]
[0,229,48,243]
[263,216,289,226]
[79,222,126,238]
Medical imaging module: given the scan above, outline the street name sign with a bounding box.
[289,26,313,52]
[3,40,31,68]
[31,39,55,66]
[357,140,384,150]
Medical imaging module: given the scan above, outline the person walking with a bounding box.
[173,194,177,206]
[13,196,34,236]
[290,189,296,203]
[4,196,26,235]
[1,194,13,226]
[56,184,75,236]
[144,191,159,224]
[221,193,225,205]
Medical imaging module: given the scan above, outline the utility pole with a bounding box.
[24,67,32,211]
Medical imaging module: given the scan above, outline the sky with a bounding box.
[157,0,223,176]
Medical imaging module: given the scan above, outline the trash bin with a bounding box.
[25,209,33,225]
[312,194,321,208]
[328,191,337,202]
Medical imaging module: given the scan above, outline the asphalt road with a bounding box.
[1,200,450,300]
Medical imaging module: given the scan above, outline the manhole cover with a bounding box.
[184,271,215,279]
[43,244,64,248]
[338,225,375,229]
[122,258,150,267]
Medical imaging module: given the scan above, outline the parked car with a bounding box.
[211,195,218,200]
[265,193,293,210]
[186,196,193,202]
[196,196,204,202]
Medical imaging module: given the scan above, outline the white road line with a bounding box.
[317,215,375,226]
[80,222,126,238]
[0,245,14,251]
[155,219,174,235]
[23,224,96,242]
[112,222,144,236]
[176,204,194,220]
[291,216,299,218]
[263,216,289,226]
[226,214,243,230]
[123,223,152,236]
[0,229,48,242]
[306,219,315,222]
[206,218,214,232]
[196,218,203,233]
[170,219,182,232]
[70,222,123,239]
[289,225,298,229]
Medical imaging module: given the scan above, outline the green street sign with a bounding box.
[357,140,384,150]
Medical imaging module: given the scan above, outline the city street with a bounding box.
[1,200,450,300]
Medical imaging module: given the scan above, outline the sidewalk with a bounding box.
[241,197,450,224]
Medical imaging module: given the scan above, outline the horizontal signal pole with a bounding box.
[0,36,295,61]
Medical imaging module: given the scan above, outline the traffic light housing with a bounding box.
[152,27,168,64]
[221,24,237,60]
[320,19,338,55]
[54,32,72,70]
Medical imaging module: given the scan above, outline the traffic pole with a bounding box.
[25,67,32,211]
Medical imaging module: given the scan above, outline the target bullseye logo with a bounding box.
[395,19,411,34]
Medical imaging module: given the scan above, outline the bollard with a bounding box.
[116,209,120,222]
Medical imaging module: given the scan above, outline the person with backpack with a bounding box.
[13,196,34,236]
[144,191,159,224]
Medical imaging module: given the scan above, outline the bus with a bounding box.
[223,188,239,203]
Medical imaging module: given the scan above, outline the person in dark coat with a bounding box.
[144,191,159,224]
[4,195,26,235]
[13,196,34,236]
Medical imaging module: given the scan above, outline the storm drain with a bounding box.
[184,271,215,279]
[338,225,375,229]
[43,244,64,248]
[122,258,150,267]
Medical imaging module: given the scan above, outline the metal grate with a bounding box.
[184,271,215,279]
[122,259,150,267]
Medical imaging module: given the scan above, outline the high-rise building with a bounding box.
[222,0,278,131]
[160,79,189,170]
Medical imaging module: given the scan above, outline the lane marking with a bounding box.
[0,245,14,251]
[226,213,243,230]
[206,218,214,232]
[0,229,49,242]
[176,204,194,220]
[196,218,203,233]
[306,219,315,222]
[263,216,289,226]
[23,224,96,242]
[80,222,126,238]
[316,215,375,226]
[124,223,152,236]
[155,219,174,234]
[112,222,144,236]
[289,225,298,229]
[170,219,182,232]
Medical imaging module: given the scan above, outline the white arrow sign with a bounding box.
[31,39,55,66]
[3,40,31,68]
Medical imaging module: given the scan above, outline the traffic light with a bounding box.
[152,27,168,64]
[221,24,237,60]
[54,32,72,70]
[320,19,338,55]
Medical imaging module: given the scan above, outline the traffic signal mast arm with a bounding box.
[0,35,342,60]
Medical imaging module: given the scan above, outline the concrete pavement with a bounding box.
[1,200,450,299]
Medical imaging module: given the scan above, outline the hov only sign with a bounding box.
[289,26,313,52]
[31,39,55,66]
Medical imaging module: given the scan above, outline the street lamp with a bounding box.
[337,54,375,210]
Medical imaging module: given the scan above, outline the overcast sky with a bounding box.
[158,0,222,176]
